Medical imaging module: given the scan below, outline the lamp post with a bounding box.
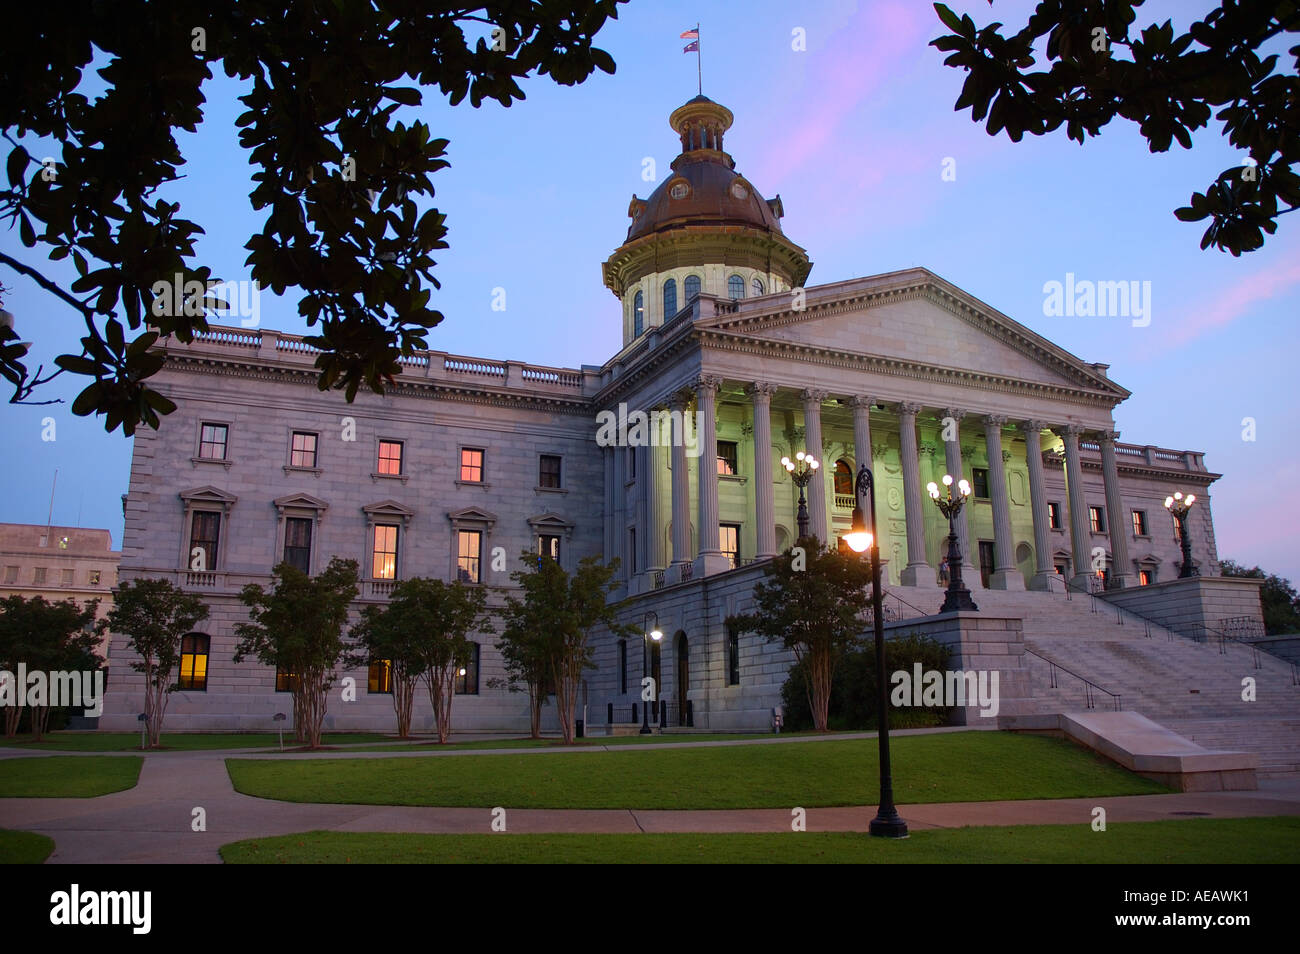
[640,612,663,735]
[927,474,978,613]
[1165,491,1198,578]
[781,451,820,539]
[845,465,908,838]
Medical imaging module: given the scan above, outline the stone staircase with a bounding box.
[940,584,1300,778]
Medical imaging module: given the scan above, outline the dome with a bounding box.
[626,157,785,241]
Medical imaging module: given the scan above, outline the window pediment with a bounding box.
[363,500,414,526]
[179,486,238,512]
[274,492,329,514]
[528,512,575,537]
[448,507,498,530]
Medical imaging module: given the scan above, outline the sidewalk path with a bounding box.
[2,733,1298,864]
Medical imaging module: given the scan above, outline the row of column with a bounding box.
[618,379,1133,591]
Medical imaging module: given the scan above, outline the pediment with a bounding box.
[528,512,575,534]
[179,486,238,508]
[274,492,328,513]
[363,500,414,524]
[697,268,1128,399]
[448,507,498,529]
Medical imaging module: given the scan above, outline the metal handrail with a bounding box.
[1021,646,1123,711]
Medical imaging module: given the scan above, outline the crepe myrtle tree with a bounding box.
[347,591,428,740]
[0,1,624,429]
[496,551,568,739]
[932,1,1300,255]
[0,594,106,741]
[234,558,359,749]
[105,579,208,748]
[727,540,875,733]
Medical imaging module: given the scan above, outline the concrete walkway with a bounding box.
[2,732,1298,864]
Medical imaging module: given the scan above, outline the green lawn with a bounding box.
[220,816,1300,864]
[0,756,143,797]
[227,731,1168,810]
[341,732,805,752]
[0,829,55,863]
[1,732,393,752]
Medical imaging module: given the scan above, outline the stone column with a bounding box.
[1057,424,1093,589]
[644,433,665,579]
[1020,420,1056,590]
[669,391,691,576]
[897,402,936,587]
[1098,430,1133,589]
[849,395,874,481]
[983,415,1023,590]
[801,389,830,544]
[602,445,616,565]
[612,437,627,583]
[747,382,777,558]
[942,407,977,578]
[695,375,730,576]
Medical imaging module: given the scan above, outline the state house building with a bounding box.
[99,97,1228,734]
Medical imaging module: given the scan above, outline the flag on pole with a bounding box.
[680,28,699,39]
[683,40,699,53]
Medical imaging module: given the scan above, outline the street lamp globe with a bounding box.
[650,629,663,641]
[844,505,872,553]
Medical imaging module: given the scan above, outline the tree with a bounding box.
[728,540,875,732]
[348,597,425,739]
[0,595,106,740]
[1219,559,1300,635]
[932,2,1300,255]
[233,558,358,749]
[0,2,624,429]
[497,552,566,739]
[106,578,208,747]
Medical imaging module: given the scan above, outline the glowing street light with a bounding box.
[641,611,663,735]
[927,473,978,613]
[1164,491,1198,578]
[781,451,820,540]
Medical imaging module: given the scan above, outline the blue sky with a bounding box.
[2,0,1297,583]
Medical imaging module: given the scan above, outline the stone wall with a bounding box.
[1098,575,1265,638]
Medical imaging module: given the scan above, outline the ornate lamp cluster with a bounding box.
[781,451,819,539]
[927,474,978,613]
[1164,491,1198,578]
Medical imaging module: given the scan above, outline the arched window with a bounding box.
[752,277,765,296]
[662,278,677,319]
[633,291,644,337]
[684,275,701,301]
[834,459,854,496]
[728,275,744,299]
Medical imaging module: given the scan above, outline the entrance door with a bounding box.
[675,632,689,726]
[978,541,995,588]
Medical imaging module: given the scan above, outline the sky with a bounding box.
[1,0,1297,583]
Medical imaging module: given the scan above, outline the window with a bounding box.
[1132,510,1148,536]
[455,643,480,695]
[283,517,313,574]
[720,523,740,568]
[834,459,853,496]
[457,530,482,583]
[88,569,101,585]
[372,524,398,580]
[58,536,68,549]
[627,446,636,479]
[1139,569,1153,586]
[727,275,744,299]
[1089,506,1106,533]
[3,566,17,584]
[627,528,637,574]
[460,448,484,483]
[539,454,562,489]
[663,278,677,319]
[368,658,392,694]
[727,625,740,686]
[190,511,221,572]
[1048,502,1062,530]
[199,422,228,460]
[538,534,561,564]
[684,275,701,301]
[633,291,644,337]
[33,567,47,585]
[716,440,738,476]
[618,640,628,695]
[275,667,298,692]
[1054,561,1069,578]
[377,440,403,476]
[290,431,317,468]
[752,277,764,296]
[972,468,990,499]
[61,568,74,586]
[178,634,209,691]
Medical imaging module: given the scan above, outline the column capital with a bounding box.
[1020,419,1049,434]
[669,388,693,411]
[801,388,830,405]
[898,401,923,417]
[745,381,776,400]
[1053,423,1087,439]
[695,374,723,394]
[942,406,969,421]
[982,414,1008,428]
[918,441,938,458]
[1097,429,1121,444]
[848,394,875,410]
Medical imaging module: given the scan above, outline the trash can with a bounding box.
[575,719,584,738]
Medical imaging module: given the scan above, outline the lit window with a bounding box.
[178,634,209,691]
[88,569,101,585]
[727,625,740,686]
[720,523,740,568]
[283,517,312,574]
[1131,510,1148,536]
[684,275,701,300]
[1089,506,1106,533]
[378,440,403,476]
[455,643,480,695]
[538,534,561,564]
[1139,569,1153,586]
[716,441,738,476]
[457,530,482,583]
[633,291,644,337]
[275,667,298,693]
[368,659,392,694]
[973,468,990,499]
[190,512,221,571]
[1048,502,1062,530]
[834,459,853,496]
[290,431,317,468]
[372,524,398,580]
[199,423,228,460]
[663,279,677,319]
[728,275,744,299]
[539,455,562,489]
[460,448,484,483]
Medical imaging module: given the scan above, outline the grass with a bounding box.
[0,756,142,797]
[340,732,806,752]
[226,731,1168,810]
[0,732,392,752]
[219,816,1300,864]
[0,829,55,864]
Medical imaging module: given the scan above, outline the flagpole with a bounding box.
[696,23,702,95]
